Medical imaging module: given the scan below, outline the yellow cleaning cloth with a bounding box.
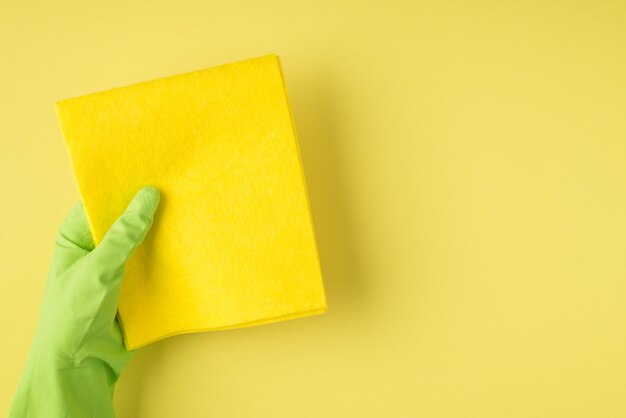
[56,54,327,349]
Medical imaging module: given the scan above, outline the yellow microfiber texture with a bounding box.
[56,54,327,350]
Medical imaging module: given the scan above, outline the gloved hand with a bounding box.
[10,186,160,418]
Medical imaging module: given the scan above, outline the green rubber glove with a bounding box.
[10,186,160,418]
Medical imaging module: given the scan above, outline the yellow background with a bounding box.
[1,1,626,416]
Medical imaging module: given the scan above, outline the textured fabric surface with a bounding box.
[56,55,326,349]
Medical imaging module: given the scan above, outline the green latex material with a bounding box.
[10,186,160,417]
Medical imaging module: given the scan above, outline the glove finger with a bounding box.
[92,186,160,273]
[53,202,95,271]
